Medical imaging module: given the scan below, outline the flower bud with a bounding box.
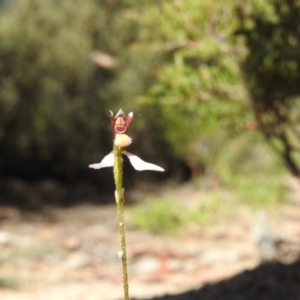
[114,134,132,147]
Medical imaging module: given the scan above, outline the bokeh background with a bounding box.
[1,0,300,299]
[1,0,300,205]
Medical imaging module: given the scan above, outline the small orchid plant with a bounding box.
[89,109,164,300]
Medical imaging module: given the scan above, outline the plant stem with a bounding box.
[113,145,130,300]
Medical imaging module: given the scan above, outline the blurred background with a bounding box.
[1,0,300,299]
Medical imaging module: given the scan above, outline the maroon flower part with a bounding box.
[110,109,133,136]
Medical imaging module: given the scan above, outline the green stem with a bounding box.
[113,145,130,300]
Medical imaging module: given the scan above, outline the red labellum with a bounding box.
[115,115,127,133]
[110,109,133,136]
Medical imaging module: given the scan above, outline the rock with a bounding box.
[62,252,90,270]
[61,236,81,251]
[131,255,161,275]
[201,250,239,265]
[0,231,36,247]
[252,212,280,263]
[131,255,183,275]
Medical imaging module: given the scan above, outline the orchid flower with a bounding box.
[89,109,164,300]
[89,109,164,172]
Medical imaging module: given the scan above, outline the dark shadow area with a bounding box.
[0,156,196,208]
[0,177,114,209]
[140,261,300,300]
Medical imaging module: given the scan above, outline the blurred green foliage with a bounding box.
[129,199,187,234]
[236,0,300,177]
[134,0,252,161]
[133,0,299,182]
[0,0,162,183]
[0,0,298,206]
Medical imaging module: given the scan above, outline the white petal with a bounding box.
[89,152,114,169]
[123,151,164,172]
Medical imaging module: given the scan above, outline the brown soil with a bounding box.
[0,182,300,300]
